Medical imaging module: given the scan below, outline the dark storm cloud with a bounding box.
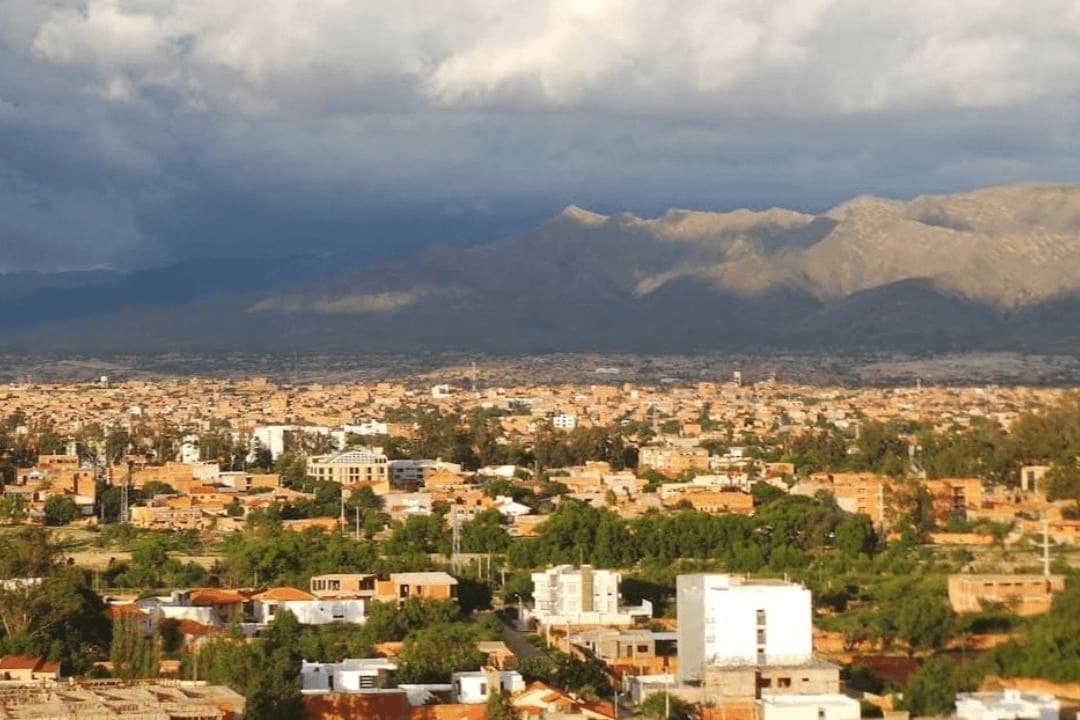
[3,0,1080,271]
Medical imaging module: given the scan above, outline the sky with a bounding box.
[4,0,1080,272]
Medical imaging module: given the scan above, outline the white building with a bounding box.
[343,421,390,437]
[492,495,532,519]
[552,414,578,431]
[956,690,1060,720]
[760,694,860,720]
[676,575,813,684]
[529,565,651,628]
[301,658,397,694]
[451,670,525,704]
[431,384,453,399]
[252,588,368,626]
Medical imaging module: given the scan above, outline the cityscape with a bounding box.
[0,368,1077,718]
[5,0,1080,718]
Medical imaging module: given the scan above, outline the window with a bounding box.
[267,604,277,616]
[637,645,649,654]
[399,584,409,598]
[777,678,792,689]
[480,683,487,696]
[756,609,766,625]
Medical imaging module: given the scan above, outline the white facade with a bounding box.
[760,694,860,720]
[956,691,1060,720]
[301,658,397,694]
[343,421,390,437]
[451,671,525,704]
[677,575,813,684]
[553,414,578,430]
[530,565,650,628]
[493,496,532,518]
[255,598,368,626]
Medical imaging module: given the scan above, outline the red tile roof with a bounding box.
[254,587,316,602]
[0,655,43,671]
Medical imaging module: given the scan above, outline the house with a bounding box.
[310,573,376,599]
[252,587,368,625]
[0,655,60,682]
[955,690,1059,720]
[301,658,397,693]
[450,669,525,703]
[375,572,459,605]
[947,575,1065,615]
[759,694,861,720]
[511,682,615,719]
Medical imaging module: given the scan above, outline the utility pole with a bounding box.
[1042,517,1052,578]
[355,506,361,541]
[451,505,461,575]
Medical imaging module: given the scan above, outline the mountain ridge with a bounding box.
[8,182,1080,354]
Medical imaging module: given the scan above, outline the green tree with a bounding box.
[110,613,160,679]
[892,589,956,654]
[159,618,183,655]
[834,514,878,557]
[903,659,957,716]
[0,495,27,524]
[43,495,79,526]
[396,623,484,682]
[245,611,307,720]
[640,692,691,720]
[486,688,517,720]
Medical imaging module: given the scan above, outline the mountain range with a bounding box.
[9,182,1080,355]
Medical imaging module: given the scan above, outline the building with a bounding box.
[306,448,390,493]
[0,655,60,682]
[375,572,459,605]
[955,690,1059,720]
[676,575,813,685]
[252,587,368,626]
[1020,466,1050,493]
[947,575,1065,616]
[310,573,376,599]
[388,459,463,487]
[553,414,578,430]
[451,670,525,703]
[0,680,244,718]
[760,694,861,720]
[301,658,397,693]
[639,446,711,477]
[529,565,651,628]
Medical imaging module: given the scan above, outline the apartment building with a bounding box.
[677,575,814,684]
[638,446,710,477]
[529,564,651,628]
[670,574,845,710]
[306,448,390,493]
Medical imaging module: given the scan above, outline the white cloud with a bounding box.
[17,0,1080,118]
